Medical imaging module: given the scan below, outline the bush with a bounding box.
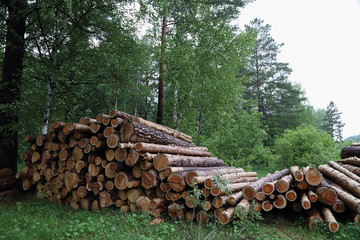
[272,124,338,168]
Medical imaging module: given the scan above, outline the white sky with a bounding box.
[235,0,360,139]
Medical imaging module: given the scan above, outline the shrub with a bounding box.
[272,124,338,168]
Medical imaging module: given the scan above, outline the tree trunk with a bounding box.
[0,0,27,173]
[340,147,360,159]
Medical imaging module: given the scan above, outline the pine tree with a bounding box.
[322,101,345,141]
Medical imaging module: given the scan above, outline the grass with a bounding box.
[1,194,359,240]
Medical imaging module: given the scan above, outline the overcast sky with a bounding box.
[235,0,360,139]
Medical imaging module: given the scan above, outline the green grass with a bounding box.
[1,194,359,240]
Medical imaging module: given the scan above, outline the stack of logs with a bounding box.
[239,144,360,233]
[16,110,258,222]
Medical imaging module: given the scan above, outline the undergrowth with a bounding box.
[0,195,359,240]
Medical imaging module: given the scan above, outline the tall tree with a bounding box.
[0,0,27,172]
[241,18,309,144]
[322,101,345,141]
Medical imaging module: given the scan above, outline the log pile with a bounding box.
[17,110,257,220]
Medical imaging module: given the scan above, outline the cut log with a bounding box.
[308,190,318,203]
[141,169,158,190]
[153,154,224,171]
[108,110,135,121]
[318,164,360,198]
[106,134,120,149]
[255,191,266,201]
[192,171,254,187]
[218,207,235,224]
[242,169,290,200]
[308,208,324,230]
[340,146,360,159]
[134,116,192,143]
[275,174,293,193]
[135,142,211,157]
[110,117,124,128]
[273,194,287,209]
[304,167,322,186]
[212,195,229,208]
[301,193,311,210]
[340,163,360,176]
[167,172,186,192]
[228,191,243,205]
[262,200,273,212]
[315,178,337,206]
[322,208,339,232]
[296,180,309,190]
[332,199,346,213]
[114,171,136,190]
[338,157,360,167]
[329,183,360,213]
[289,165,304,181]
[135,196,151,212]
[235,198,250,217]
[262,180,276,195]
[63,123,91,136]
[127,188,143,203]
[211,182,251,197]
[328,160,360,183]
[115,147,127,162]
[120,120,194,147]
[125,149,140,166]
[164,166,237,178]
[132,164,142,178]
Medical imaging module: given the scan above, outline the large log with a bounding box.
[304,167,322,186]
[153,154,224,171]
[340,147,360,159]
[134,116,192,143]
[328,160,360,183]
[242,169,290,200]
[135,142,210,157]
[340,163,360,176]
[167,172,186,192]
[315,178,337,206]
[120,120,193,147]
[318,164,360,198]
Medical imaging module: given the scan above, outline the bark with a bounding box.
[153,153,224,171]
[318,164,360,198]
[340,163,360,176]
[135,142,210,156]
[338,156,360,166]
[242,169,290,200]
[340,146,360,159]
[0,0,27,173]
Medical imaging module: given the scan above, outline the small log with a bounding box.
[218,207,235,224]
[125,148,140,166]
[318,164,360,198]
[322,208,339,232]
[77,185,87,198]
[273,194,287,209]
[106,134,120,149]
[212,195,229,208]
[308,208,324,230]
[108,110,135,121]
[304,167,322,186]
[235,198,250,217]
[255,191,266,201]
[211,182,251,197]
[63,123,91,136]
[329,183,360,213]
[275,174,293,193]
[228,191,243,205]
[308,190,318,203]
[127,188,143,203]
[296,180,309,190]
[135,196,151,213]
[132,164,142,178]
[105,149,115,161]
[301,193,311,210]
[99,191,118,208]
[290,165,304,181]
[262,200,273,212]
[135,142,211,157]
[110,117,124,128]
[332,199,346,213]
[114,171,136,190]
[242,169,290,200]
[114,147,127,162]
